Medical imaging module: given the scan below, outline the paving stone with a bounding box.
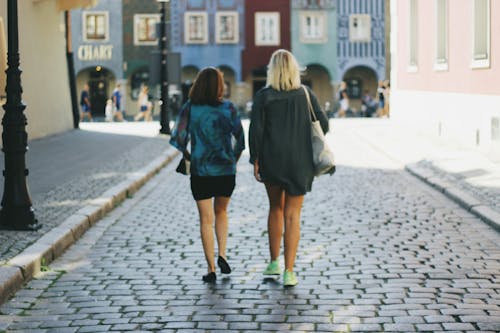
[383,323,416,331]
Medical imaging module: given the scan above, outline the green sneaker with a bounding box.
[283,270,298,287]
[263,259,281,275]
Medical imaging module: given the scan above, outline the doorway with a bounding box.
[88,67,113,116]
[76,66,115,117]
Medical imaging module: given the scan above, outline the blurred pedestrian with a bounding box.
[249,49,329,287]
[382,80,390,117]
[134,85,152,121]
[112,83,125,122]
[337,81,349,118]
[170,67,245,283]
[376,80,386,117]
[104,99,113,122]
[361,90,377,117]
[79,83,92,122]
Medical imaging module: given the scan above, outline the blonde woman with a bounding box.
[134,85,152,121]
[249,49,329,287]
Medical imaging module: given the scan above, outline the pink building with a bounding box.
[391,0,500,154]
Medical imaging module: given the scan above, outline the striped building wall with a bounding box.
[336,0,386,82]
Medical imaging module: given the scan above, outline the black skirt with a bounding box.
[190,175,236,201]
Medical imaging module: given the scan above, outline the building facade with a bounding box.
[122,0,163,107]
[71,0,123,116]
[68,0,389,116]
[391,0,500,154]
[291,0,337,109]
[336,0,387,111]
[170,0,245,105]
[0,0,88,140]
[241,0,291,104]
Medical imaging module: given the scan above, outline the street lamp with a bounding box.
[158,0,171,135]
[0,0,40,230]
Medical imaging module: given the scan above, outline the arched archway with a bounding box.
[342,66,378,112]
[301,64,333,111]
[76,66,116,116]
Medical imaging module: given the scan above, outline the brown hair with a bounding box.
[189,67,224,106]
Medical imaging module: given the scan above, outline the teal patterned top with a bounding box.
[170,100,245,176]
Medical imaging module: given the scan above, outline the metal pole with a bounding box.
[0,0,40,230]
[158,1,171,135]
[65,11,79,129]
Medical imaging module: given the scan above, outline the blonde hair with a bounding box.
[266,49,301,91]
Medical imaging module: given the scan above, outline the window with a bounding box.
[83,11,108,41]
[216,12,239,44]
[435,0,448,70]
[255,12,280,46]
[349,14,371,42]
[300,11,327,43]
[471,0,490,68]
[184,12,208,44]
[134,14,160,45]
[408,0,418,71]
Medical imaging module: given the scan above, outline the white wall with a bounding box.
[0,0,74,140]
[391,89,500,157]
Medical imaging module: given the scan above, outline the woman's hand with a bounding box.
[253,160,262,182]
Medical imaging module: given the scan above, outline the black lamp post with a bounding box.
[158,0,171,135]
[0,0,40,230]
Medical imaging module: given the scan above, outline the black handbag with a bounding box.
[175,157,190,175]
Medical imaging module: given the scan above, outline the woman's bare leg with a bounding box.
[196,198,215,272]
[265,184,285,261]
[283,193,304,272]
[214,196,230,258]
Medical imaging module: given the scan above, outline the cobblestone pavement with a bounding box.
[0,122,172,265]
[411,160,500,214]
[0,121,499,332]
[348,119,500,223]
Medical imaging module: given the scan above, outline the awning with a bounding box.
[57,0,99,11]
[33,0,99,11]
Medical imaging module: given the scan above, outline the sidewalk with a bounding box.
[344,118,500,231]
[0,121,179,304]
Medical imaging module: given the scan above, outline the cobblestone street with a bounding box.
[0,120,499,333]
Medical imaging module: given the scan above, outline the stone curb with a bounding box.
[0,148,179,305]
[406,162,500,232]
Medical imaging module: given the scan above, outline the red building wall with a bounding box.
[242,0,291,80]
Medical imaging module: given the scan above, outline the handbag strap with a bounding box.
[302,85,317,122]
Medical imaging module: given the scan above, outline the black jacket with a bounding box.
[249,86,329,195]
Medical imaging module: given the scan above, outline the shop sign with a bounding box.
[77,45,113,61]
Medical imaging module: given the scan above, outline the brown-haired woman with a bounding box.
[170,67,245,283]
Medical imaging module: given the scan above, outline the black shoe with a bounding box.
[202,272,216,283]
[217,256,232,274]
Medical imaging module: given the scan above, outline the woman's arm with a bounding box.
[248,90,265,164]
[229,102,245,162]
[169,101,191,157]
